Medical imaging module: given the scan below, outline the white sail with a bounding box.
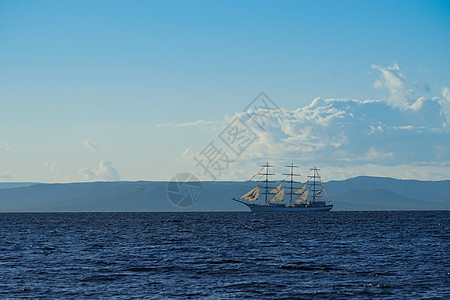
[269,187,285,202]
[294,188,309,203]
[269,181,284,194]
[240,187,256,199]
[240,186,260,201]
[248,186,260,201]
[294,181,308,194]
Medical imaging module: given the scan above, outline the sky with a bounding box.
[0,0,450,182]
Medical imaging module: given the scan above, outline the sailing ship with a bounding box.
[233,163,333,212]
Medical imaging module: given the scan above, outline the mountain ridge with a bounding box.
[0,176,448,212]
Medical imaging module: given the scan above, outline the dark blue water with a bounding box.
[0,211,448,299]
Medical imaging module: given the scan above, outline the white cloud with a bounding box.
[181,148,195,160]
[79,167,96,181]
[0,171,12,180]
[176,64,449,181]
[216,94,449,172]
[79,160,120,181]
[174,148,195,164]
[44,160,68,182]
[45,160,59,172]
[372,62,412,108]
[96,161,120,180]
[441,87,450,123]
[368,124,383,135]
[443,87,450,101]
[83,139,98,151]
[156,120,222,128]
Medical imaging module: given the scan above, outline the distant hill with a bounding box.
[0,182,36,189]
[0,177,448,212]
[325,176,450,210]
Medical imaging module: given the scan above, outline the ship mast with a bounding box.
[308,166,320,203]
[283,163,300,207]
[258,163,274,206]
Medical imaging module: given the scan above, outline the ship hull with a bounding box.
[234,199,332,212]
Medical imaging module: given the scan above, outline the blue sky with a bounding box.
[1,0,449,182]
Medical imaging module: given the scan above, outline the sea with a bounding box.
[0,211,448,299]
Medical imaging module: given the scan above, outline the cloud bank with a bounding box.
[79,160,120,181]
[237,96,449,167]
[183,63,450,180]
